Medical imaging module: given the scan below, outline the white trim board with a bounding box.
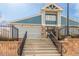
[42,3,63,10]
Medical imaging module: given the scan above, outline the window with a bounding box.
[45,14,56,21]
[45,14,57,25]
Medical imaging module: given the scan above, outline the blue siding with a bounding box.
[14,15,79,26]
[61,16,79,26]
[45,20,56,24]
[15,15,41,24]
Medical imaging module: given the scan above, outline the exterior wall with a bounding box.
[12,23,43,39]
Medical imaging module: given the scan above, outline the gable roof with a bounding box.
[11,3,63,23]
[10,3,79,26]
[42,3,63,11]
[11,14,79,26]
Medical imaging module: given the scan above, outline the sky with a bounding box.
[0,3,79,23]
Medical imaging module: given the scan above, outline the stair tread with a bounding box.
[25,43,53,45]
[23,48,57,50]
[24,46,56,48]
[24,44,55,46]
[23,51,59,54]
[26,39,52,42]
[26,40,52,42]
[22,38,60,56]
[22,54,60,56]
[23,50,58,52]
[25,41,53,43]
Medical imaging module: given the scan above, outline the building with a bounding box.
[11,3,79,39]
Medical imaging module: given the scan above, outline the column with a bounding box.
[41,10,45,26]
[57,12,61,27]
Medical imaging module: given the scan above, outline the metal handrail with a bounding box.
[18,32,27,56]
[47,26,79,56]
[48,31,63,56]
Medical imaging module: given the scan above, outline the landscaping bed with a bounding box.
[0,37,21,56]
[0,41,20,56]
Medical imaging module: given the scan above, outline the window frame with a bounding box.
[45,14,57,25]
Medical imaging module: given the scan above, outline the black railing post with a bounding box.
[61,43,63,56]
[12,25,13,39]
[18,31,27,56]
[17,28,19,41]
[67,3,69,36]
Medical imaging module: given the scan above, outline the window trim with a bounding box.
[45,14,57,25]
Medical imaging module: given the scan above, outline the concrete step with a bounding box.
[24,46,55,48]
[22,54,60,56]
[23,48,57,50]
[25,41,52,44]
[25,39,53,45]
[26,39,52,41]
[26,38,49,40]
[24,45,56,48]
[22,51,60,56]
[25,40,52,42]
[22,38,60,56]
[25,43,53,45]
[24,44,55,47]
[23,49,58,52]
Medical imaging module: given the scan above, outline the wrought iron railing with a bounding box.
[18,32,27,56]
[0,24,18,40]
[47,31,63,56]
[47,26,79,56]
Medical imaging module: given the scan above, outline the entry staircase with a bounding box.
[22,38,60,56]
[19,26,79,56]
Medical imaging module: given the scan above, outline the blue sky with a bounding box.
[0,3,79,23]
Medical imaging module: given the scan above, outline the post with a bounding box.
[67,3,69,36]
[61,43,63,56]
[41,10,45,25]
[17,28,19,41]
[12,25,13,39]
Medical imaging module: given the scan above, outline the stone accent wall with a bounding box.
[41,26,47,38]
[61,37,79,56]
[0,41,20,56]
